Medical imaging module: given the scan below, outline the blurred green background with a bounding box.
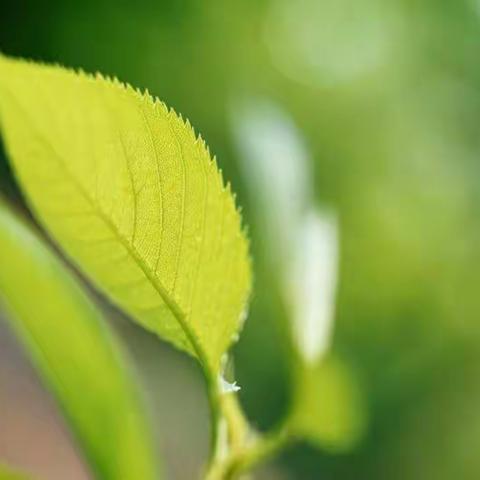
[1,0,480,478]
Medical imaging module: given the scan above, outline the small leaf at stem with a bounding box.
[290,355,366,451]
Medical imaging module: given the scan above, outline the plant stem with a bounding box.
[224,425,290,479]
[206,374,223,466]
[206,419,291,480]
[204,366,292,479]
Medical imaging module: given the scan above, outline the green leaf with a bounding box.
[0,465,29,480]
[232,99,366,451]
[290,355,366,452]
[0,200,159,480]
[0,55,251,375]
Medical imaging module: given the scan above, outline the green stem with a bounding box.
[224,425,291,479]
[204,365,293,479]
[206,420,292,480]
[206,375,223,466]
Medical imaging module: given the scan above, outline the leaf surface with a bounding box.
[0,200,159,479]
[0,465,29,480]
[0,55,251,374]
[290,356,366,451]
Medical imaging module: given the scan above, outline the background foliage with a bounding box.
[1,0,480,478]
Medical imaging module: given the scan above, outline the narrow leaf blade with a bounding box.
[0,201,159,480]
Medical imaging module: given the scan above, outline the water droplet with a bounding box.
[219,377,241,394]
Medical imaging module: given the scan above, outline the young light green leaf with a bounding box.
[232,98,365,450]
[289,209,339,364]
[0,55,251,375]
[0,200,159,480]
[290,356,366,451]
[0,465,29,480]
